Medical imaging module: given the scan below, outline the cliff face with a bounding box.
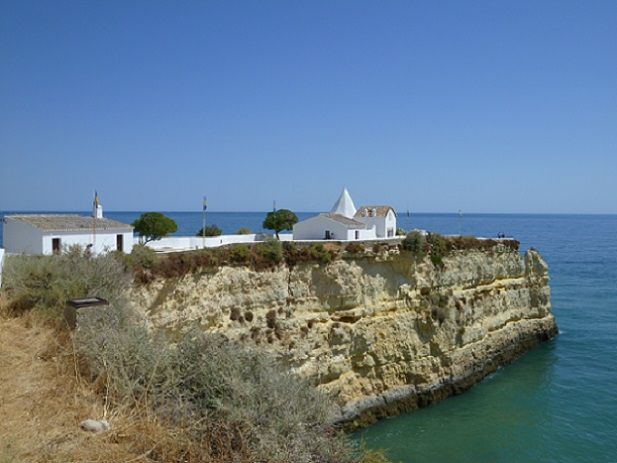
[132,244,557,428]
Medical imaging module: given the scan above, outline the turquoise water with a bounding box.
[354,214,617,463]
[2,212,616,461]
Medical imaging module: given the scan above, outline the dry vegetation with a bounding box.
[0,304,159,463]
[123,240,404,285]
[0,249,391,463]
[401,231,519,266]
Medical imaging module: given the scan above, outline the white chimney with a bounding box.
[94,203,103,219]
[93,192,103,218]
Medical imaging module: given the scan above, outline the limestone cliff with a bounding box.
[132,242,557,428]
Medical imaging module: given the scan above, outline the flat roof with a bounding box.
[5,215,133,232]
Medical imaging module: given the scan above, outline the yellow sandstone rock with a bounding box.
[132,245,557,428]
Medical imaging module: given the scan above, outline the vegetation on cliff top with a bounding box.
[402,231,519,267]
[124,233,519,283]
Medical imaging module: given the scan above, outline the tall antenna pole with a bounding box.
[458,209,463,236]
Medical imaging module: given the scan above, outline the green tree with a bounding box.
[196,225,222,237]
[262,209,298,239]
[132,212,177,244]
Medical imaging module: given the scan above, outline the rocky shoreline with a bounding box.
[337,315,557,429]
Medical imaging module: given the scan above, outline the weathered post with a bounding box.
[64,297,112,332]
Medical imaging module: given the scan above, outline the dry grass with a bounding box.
[0,305,351,463]
[0,308,261,463]
[0,308,172,463]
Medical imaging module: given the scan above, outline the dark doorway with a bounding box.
[52,238,61,254]
[116,234,123,252]
[355,230,360,240]
[325,230,331,240]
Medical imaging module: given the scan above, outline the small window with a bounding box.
[52,238,61,254]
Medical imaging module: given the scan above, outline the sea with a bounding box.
[1,211,616,462]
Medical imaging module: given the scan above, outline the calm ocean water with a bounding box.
[1,212,616,462]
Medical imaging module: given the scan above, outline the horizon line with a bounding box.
[1,210,616,216]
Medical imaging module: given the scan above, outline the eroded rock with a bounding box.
[132,245,557,428]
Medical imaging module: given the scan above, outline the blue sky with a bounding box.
[1,0,615,213]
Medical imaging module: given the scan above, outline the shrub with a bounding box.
[345,243,365,254]
[401,231,426,258]
[196,225,222,237]
[309,244,334,264]
[128,243,157,269]
[236,227,252,235]
[253,238,283,267]
[77,316,354,463]
[229,245,251,264]
[1,246,130,317]
[396,227,406,236]
[427,233,447,267]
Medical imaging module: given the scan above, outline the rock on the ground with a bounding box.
[80,419,110,433]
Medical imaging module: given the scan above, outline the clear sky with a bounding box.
[1,0,615,213]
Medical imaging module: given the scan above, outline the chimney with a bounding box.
[93,191,103,218]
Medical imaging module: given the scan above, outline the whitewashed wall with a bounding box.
[2,220,45,254]
[356,210,396,238]
[351,227,377,240]
[293,215,378,241]
[145,234,261,252]
[293,216,358,240]
[41,230,134,255]
[385,210,397,237]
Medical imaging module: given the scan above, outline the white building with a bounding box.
[2,196,134,255]
[293,188,396,241]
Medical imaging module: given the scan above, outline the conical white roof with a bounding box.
[330,188,357,218]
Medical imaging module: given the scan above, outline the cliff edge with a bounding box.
[133,241,557,428]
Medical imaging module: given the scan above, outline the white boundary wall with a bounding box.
[144,233,401,253]
[145,234,263,252]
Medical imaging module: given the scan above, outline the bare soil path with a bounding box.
[0,315,142,463]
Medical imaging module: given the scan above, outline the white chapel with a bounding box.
[292,188,396,241]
